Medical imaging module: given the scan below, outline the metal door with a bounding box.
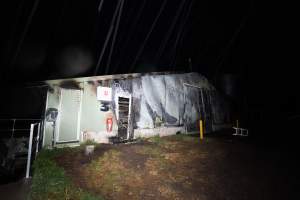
[57,89,82,143]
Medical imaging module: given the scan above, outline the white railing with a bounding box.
[0,118,42,178]
[232,127,249,136]
[26,122,41,178]
[0,118,41,138]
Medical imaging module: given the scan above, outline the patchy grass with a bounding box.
[171,133,199,142]
[147,135,164,145]
[30,148,103,200]
[85,150,124,192]
[83,149,143,199]
[31,134,292,200]
[141,148,169,172]
[30,135,199,200]
[80,139,99,146]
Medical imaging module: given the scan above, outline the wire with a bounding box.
[213,13,250,85]
[98,0,105,13]
[155,0,187,62]
[112,0,147,74]
[10,0,40,71]
[94,0,122,75]
[170,0,194,67]
[105,0,125,75]
[129,0,168,72]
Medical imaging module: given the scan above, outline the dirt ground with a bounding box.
[55,135,297,200]
[0,178,31,200]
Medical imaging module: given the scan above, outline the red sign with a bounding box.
[106,117,113,132]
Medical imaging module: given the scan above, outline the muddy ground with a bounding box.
[55,135,298,200]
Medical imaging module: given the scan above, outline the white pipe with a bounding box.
[76,89,83,142]
[26,123,35,178]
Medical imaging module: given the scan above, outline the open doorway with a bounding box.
[116,96,132,140]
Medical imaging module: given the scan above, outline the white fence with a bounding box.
[0,119,42,178]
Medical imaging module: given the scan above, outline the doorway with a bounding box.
[116,96,131,140]
[183,85,212,133]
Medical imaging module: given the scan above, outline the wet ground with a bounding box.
[0,178,31,200]
[54,134,298,200]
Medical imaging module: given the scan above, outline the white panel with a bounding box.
[57,89,82,142]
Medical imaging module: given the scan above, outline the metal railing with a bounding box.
[0,118,41,138]
[26,122,41,178]
[0,118,43,178]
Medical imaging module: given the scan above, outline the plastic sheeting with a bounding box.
[110,72,227,133]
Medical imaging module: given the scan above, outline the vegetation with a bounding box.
[147,134,164,144]
[30,134,198,200]
[80,139,99,146]
[172,133,197,142]
[30,148,103,200]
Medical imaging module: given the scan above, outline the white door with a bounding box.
[57,89,82,143]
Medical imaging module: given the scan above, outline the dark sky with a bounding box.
[0,0,297,116]
[1,0,255,80]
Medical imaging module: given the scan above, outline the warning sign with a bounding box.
[97,86,112,101]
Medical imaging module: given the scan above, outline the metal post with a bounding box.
[183,87,186,134]
[35,123,41,158]
[199,120,204,140]
[52,121,56,148]
[200,89,206,121]
[26,123,35,178]
[11,119,16,138]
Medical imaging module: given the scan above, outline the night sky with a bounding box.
[1,0,255,80]
[0,0,297,133]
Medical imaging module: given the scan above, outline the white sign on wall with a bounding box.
[97,86,112,101]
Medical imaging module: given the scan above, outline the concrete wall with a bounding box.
[80,81,118,143]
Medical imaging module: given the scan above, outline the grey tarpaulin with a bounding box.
[109,72,228,133]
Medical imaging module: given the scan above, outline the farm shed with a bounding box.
[42,72,231,148]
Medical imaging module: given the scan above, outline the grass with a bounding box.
[80,139,99,146]
[30,134,198,200]
[147,135,164,145]
[84,149,127,196]
[30,148,104,200]
[171,133,198,142]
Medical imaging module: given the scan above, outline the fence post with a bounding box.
[35,123,41,158]
[26,123,35,178]
[11,119,16,138]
